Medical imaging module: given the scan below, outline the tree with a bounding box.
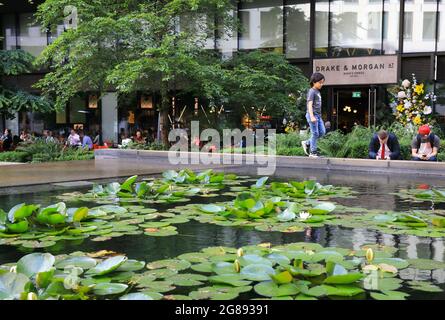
[219,50,308,121]
[35,0,308,144]
[0,50,54,119]
[35,0,237,144]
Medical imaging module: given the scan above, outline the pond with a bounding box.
[1,167,445,300]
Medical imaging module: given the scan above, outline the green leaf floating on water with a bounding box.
[119,292,153,300]
[55,256,97,270]
[86,256,127,276]
[254,281,300,297]
[308,202,336,215]
[240,264,276,281]
[16,253,55,278]
[208,274,252,287]
[406,258,445,270]
[93,283,128,295]
[0,272,30,300]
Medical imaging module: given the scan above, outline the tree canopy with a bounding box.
[34,0,308,142]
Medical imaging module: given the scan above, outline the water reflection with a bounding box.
[2,168,445,296]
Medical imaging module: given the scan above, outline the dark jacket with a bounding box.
[369,133,401,160]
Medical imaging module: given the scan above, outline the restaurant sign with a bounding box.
[313,55,398,85]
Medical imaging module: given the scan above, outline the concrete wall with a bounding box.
[101,92,118,144]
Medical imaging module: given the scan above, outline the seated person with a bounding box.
[1,129,13,151]
[369,130,401,160]
[133,130,146,144]
[79,130,93,150]
[411,125,440,161]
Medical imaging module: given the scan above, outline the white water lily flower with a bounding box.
[423,106,432,115]
[402,79,411,88]
[397,91,406,99]
[299,211,312,221]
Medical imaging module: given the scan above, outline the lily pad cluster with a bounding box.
[249,177,356,200]
[0,201,186,248]
[1,243,443,300]
[190,191,338,232]
[57,170,242,205]
[396,187,445,203]
[330,210,445,238]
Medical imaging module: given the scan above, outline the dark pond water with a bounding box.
[2,166,445,299]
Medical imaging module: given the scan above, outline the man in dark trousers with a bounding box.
[369,130,401,160]
[411,125,440,161]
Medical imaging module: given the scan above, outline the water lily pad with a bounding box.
[21,240,57,249]
[324,273,363,284]
[240,264,276,281]
[0,272,30,300]
[370,290,409,300]
[137,281,175,293]
[406,281,442,292]
[177,252,209,263]
[168,274,207,286]
[55,256,97,270]
[144,226,178,237]
[238,254,272,267]
[209,274,252,287]
[191,262,213,273]
[119,292,153,300]
[372,258,409,269]
[254,281,300,297]
[93,283,128,295]
[308,202,336,215]
[16,253,55,278]
[86,255,127,276]
[116,259,145,272]
[146,259,191,271]
[406,259,445,270]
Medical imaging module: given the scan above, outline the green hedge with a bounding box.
[0,140,94,163]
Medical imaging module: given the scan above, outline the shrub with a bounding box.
[0,151,29,162]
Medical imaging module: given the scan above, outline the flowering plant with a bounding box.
[392,74,436,126]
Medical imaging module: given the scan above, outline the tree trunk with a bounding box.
[159,82,170,146]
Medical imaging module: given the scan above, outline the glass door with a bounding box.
[333,88,370,133]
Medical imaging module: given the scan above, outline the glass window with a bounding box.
[404,0,437,52]
[69,96,86,124]
[285,0,310,59]
[239,0,283,51]
[18,13,47,56]
[438,0,445,51]
[434,82,445,127]
[216,9,238,59]
[2,14,18,50]
[383,0,400,54]
[404,12,413,40]
[330,0,383,57]
[314,0,329,57]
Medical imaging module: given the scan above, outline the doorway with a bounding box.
[333,87,376,133]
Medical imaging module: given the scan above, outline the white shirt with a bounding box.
[377,143,391,159]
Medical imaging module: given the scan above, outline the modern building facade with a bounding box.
[1,0,445,142]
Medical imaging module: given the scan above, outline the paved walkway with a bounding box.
[2,149,445,189]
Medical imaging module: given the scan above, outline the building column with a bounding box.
[101,92,118,144]
[5,113,20,136]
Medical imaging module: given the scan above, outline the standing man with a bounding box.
[301,73,326,158]
[411,125,440,161]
